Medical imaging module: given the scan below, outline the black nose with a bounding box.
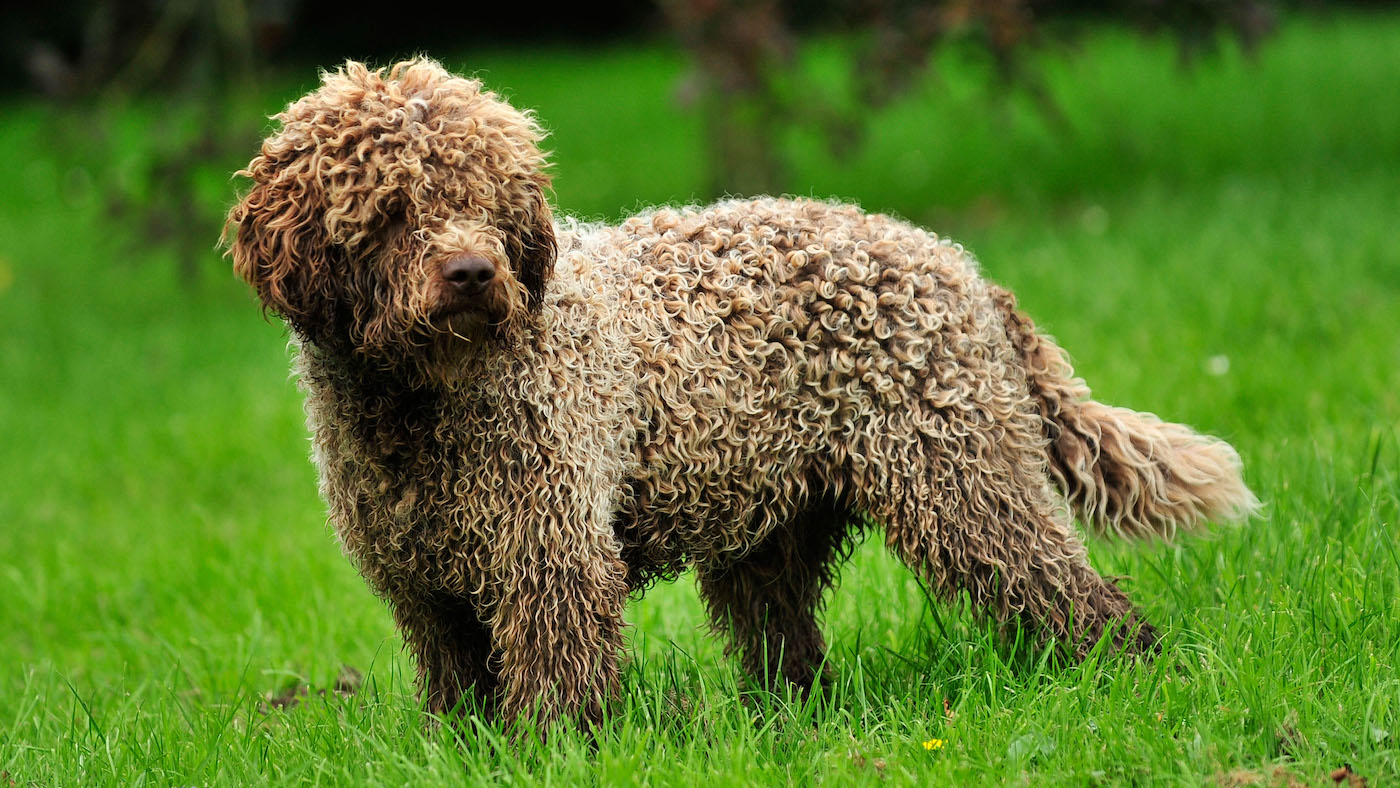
[442,255,495,290]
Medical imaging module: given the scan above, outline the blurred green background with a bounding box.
[1,1,1398,784]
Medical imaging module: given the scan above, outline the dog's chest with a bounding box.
[299,323,640,596]
[301,371,513,592]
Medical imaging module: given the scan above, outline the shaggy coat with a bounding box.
[227,59,1259,729]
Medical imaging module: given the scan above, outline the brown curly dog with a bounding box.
[227,59,1258,730]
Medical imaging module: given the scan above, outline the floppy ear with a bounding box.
[225,157,342,347]
[504,177,557,311]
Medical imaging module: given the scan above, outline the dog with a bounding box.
[226,59,1258,729]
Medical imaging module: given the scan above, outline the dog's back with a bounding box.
[569,198,1013,566]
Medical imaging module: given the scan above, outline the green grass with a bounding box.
[3,11,1399,785]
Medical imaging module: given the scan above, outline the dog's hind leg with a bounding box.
[870,429,1160,659]
[697,499,860,692]
[391,593,499,719]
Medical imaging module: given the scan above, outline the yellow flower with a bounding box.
[923,738,945,751]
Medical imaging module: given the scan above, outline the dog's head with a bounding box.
[226,59,556,378]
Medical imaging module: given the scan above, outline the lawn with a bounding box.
[2,11,1398,785]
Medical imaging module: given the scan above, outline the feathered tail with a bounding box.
[992,285,1261,540]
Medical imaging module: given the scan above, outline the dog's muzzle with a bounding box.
[437,255,496,318]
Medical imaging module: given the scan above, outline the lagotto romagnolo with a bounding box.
[226,59,1259,730]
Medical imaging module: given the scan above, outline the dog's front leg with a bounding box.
[486,508,630,734]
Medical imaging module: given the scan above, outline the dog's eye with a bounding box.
[372,214,412,242]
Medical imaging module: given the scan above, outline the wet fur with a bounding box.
[227,59,1260,730]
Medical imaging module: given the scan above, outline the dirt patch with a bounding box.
[259,664,363,715]
[1329,764,1367,787]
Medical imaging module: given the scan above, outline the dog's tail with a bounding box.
[990,285,1260,540]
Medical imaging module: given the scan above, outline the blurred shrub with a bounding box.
[658,0,1277,197]
[18,0,284,283]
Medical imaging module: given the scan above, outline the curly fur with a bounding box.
[226,59,1260,730]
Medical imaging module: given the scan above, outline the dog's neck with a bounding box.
[298,342,440,433]
[297,323,519,391]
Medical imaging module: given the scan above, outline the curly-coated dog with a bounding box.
[227,59,1258,729]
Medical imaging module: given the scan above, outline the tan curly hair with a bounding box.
[227,58,1259,731]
